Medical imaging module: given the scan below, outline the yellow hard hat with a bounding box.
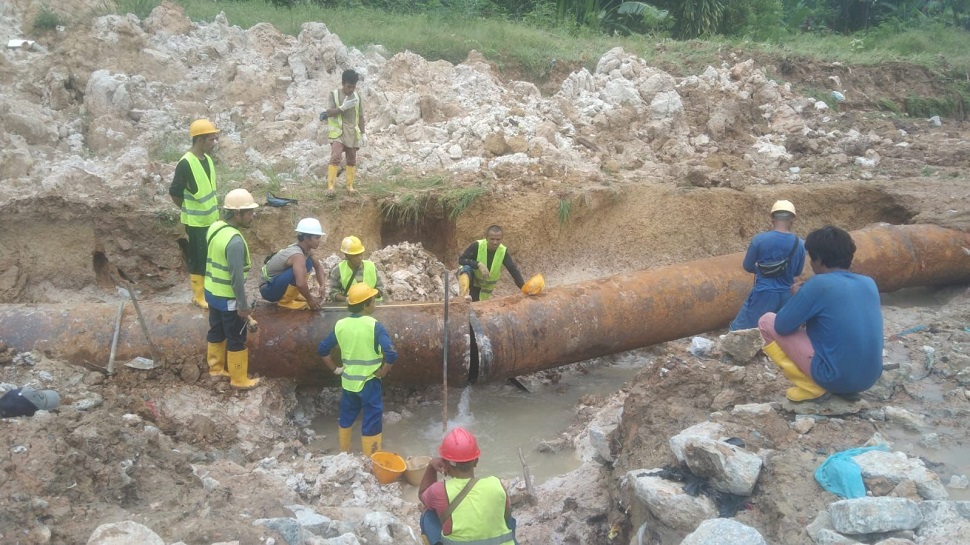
[340,235,365,255]
[347,283,378,305]
[770,200,796,217]
[189,119,219,138]
[223,188,259,210]
[521,274,545,296]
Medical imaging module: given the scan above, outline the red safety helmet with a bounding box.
[438,427,481,463]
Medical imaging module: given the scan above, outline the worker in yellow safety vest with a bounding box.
[419,427,517,545]
[328,236,384,303]
[318,283,397,455]
[323,69,367,194]
[457,225,525,301]
[204,188,261,390]
[169,119,221,309]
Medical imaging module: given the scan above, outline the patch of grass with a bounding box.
[150,132,185,164]
[920,166,936,177]
[442,186,485,219]
[33,6,63,31]
[557,198,572,225]
[904,94,964,118]
[876,98,902,114]
[115,0,162,20]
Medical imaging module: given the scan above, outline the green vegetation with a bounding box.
[33,5,63,31]
[921,165,936,176]
[149,132,185,164]
[125,0,970,85]
[115,0,162,19]
[557,198,572,225]
[366,176,486,225]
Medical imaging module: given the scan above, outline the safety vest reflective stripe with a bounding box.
[335,315,382,393]
[339,260,382,301]
[204,221,251,299]
[473,240,505,300]
[327,89,361,140]
[180,152,219,227]
[440,532,514,545]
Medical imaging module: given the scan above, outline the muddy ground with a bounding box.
[1,1,970,544]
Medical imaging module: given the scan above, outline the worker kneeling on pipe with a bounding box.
[419,427,517,545]
[457,225,525,302]
[318,283,396,455]
[204,188,261,389]
[260,218,327,311]
[328,236,385,303]
[758,226,883,403]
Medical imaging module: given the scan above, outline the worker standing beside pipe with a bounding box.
[419,427,517,545]
[729,200,806,331]
[204,189,261,389]
[318,283,396,455]
[260,218,327,311]
[169,119,221,309]
[457,225,525,301]
[328,236,385,303]
[758,226,884,402]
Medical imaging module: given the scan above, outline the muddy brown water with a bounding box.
[309,354,650,483]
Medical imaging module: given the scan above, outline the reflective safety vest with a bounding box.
[327,89,361,140]
[441,476,514,545]
[179,152,219,227]
[334,315,383,393]
[472,240,505,301]
[339,260,382,302]
[204,220,250,299]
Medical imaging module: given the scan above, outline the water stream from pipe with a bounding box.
[310,353,652,484]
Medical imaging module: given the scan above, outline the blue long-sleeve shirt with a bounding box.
[742,230,805,292]
[317,315,398,365]
[775,271,883,393]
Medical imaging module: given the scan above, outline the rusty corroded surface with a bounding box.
[1,224,967,386]
[0,302,471,387]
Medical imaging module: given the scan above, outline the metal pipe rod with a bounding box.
[106,301,125,375]
[1,224,967,386]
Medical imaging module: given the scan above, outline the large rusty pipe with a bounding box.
[0,224,967,386]
[469,223,970,382]
[0,303,472,387]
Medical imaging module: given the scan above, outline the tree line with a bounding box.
[266,0,969,38]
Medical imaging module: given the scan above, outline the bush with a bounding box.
[33,5,63,31]
[721,0,784,39]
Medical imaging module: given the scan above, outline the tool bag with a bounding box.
[756,235,799,278]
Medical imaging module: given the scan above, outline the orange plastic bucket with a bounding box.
[404,455,432,486]
[371,451,406,484]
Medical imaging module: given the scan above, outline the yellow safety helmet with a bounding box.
[521,274,545,296]
[189,119,219,138]
[340,235,365,255]
[770,200,796,217]
[347,283,378,305]
[223,189,259,210]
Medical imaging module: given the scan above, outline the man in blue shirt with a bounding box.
[758,226,883,402]
[318,283,397,455]
[730,200,805,330]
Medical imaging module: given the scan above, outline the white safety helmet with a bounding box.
[770,200,796,217]
[295,218,325,236]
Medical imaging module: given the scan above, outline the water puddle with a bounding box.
[309,355,649,484]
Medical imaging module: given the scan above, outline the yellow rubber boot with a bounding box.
[346,165,357,193]
[458,273,470,298]
[207,341,229,377]
[362,433,382,456]
[763,341,828,402]
[327,164,339,191]
[277,285,309,310]
[190,274,208,309]
[338,426,353,453]
[228,349,261,389]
